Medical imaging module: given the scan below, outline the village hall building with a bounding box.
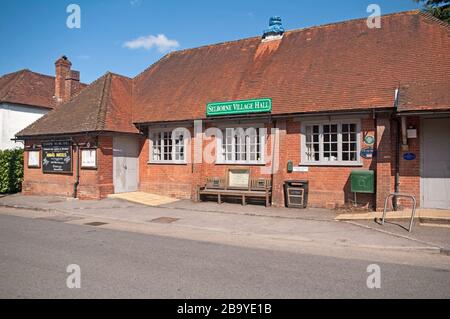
[15,11,450,210]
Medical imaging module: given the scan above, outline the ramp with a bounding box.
[108,192,180,207]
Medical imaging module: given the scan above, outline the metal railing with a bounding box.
[382,193,417,233]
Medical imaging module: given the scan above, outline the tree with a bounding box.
[415,0,450,23]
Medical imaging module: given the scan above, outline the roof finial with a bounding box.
[262,16,285,42]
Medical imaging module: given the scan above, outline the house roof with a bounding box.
[0,69,57,109]
[132,10,450,123]
[16,10,450,138]
[397,81,450,113]
[0,69,89,109]
[16,72,138,137]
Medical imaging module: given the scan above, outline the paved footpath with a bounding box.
[0,194,448,255]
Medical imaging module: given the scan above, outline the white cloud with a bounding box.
[123,34,180,53]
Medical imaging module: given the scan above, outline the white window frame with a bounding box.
[300,119,362,166]
[148,128,188,164]
[216,125,266,165]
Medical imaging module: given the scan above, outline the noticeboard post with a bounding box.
[42,141,73,174]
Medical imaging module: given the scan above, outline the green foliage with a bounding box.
[415,0,450,23]
[0,148,24,194]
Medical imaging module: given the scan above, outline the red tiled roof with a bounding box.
[0,69,88,109]
[0,69,57,109]
[16,73,138,137]
[132,10,450,123]
[398,81,450,112]
[15,10,450,138]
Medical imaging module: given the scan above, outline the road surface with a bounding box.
[0,214,449,298]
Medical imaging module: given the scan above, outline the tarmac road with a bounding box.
[0,214,449,299]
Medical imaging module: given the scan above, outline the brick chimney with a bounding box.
[65,70,81,102]
[55,56,72,104]
[54,56,81,104]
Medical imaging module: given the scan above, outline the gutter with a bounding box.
[396,110,450,116]
[134,108,394,128]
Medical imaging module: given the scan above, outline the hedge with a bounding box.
[0,148,24,194]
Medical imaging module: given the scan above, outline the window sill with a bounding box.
[215,162,266,166]
[147,161,188,165]
[300,162,363,167]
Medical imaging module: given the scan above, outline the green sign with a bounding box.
[206,98,272,117]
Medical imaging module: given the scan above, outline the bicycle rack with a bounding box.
[381,193,417,233]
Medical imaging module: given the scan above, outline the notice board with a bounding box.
[42,141,72,173]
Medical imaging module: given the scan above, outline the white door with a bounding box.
[422,118,450,209]
[113,136,139,194]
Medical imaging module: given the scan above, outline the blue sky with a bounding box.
[0,0,420,83]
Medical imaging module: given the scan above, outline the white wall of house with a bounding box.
[0,103,48,150]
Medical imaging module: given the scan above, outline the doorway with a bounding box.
[113,136,139,194]
[421,118,450,209]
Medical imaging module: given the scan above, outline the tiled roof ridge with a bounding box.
[105,71,132,79]
[95,73,113,131]
[24,69,56,80]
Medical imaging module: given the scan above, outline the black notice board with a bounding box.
[42,141,73,173]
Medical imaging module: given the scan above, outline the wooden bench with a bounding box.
[197,168,272,207]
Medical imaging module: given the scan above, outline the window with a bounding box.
[302,120,361,165]
[149,129,186,163]
[218,127,265,164]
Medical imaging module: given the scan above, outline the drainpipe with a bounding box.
[393,88,400,210]
[393,118,400,211]
[73,144,80,198]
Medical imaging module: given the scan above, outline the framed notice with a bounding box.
[42,141,72,174]
[81,149,97,169]
[27,150,40,168]
[227,169,250,189]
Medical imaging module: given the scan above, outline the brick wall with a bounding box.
[22,135,114,200]
[22,115,422,210]
[397,116,421,208]
[279,118,376,209]
[138,117,378,209]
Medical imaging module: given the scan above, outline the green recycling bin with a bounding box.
[350,170,374,194]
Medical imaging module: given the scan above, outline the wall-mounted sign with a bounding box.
[206,98,272,117]
[360,147,376,159]
[42,141,72,173]
[403,152,416,161]
[81,149,97,168]
[228,169,250,189]
[293,166,309,173]
[364,134,375,145]
[27,150,40,168]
